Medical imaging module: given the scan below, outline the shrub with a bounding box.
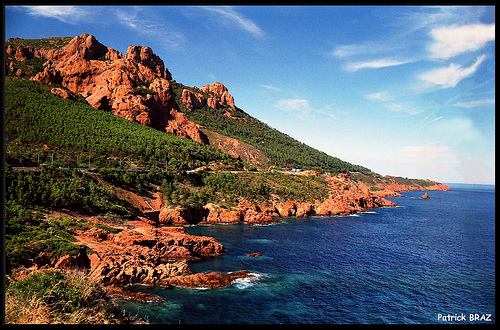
[5,268,144,324]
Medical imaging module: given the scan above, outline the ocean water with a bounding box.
[118,184,495,324]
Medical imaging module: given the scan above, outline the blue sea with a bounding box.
[118,184,495,324]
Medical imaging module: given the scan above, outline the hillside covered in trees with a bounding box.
[5,34,372,176]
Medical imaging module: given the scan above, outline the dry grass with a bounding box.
[5,267,147,324]
[5,293,52,324]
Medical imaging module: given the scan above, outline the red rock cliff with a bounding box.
[27,33,207,143]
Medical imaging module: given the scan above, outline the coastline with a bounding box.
[12,172,451,303]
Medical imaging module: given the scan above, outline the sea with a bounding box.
[117,184,495,324]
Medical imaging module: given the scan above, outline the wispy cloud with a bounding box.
[345,59,412,72]
[275,98,313,116]
[419,115,444,130]
[418,55,486,89]
[115,8,185,49]
[428,23,495,59]
[454,98,495,108]
[385,102,423,115]
[24,5,90,24]
[330,42,391,58]
[200,6,265,38]
[260,84,282,92]
[274,98,335,119]
[365,91,392,102]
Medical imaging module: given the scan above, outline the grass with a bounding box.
[5,268,146,324]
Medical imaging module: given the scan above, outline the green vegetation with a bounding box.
[350,171,437,189]
[6,36,73,49]
[96,165,330,210]
[5,269,143,324]
[387,176,435,187]
[255,172,330,202]
[4,164,130,271]
[5,165,134,217]
[5,78,236,170]
[133,86,157,96]
[156,170,330,210]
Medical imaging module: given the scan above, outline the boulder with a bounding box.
[246,252,262,257]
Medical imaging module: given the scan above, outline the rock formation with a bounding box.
[14,33,208,143]
[181,89,207,110]
[200,82,236,110]
[22,221,252,294]
[178,82,236,111]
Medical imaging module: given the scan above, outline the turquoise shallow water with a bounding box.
[118,184,495,324]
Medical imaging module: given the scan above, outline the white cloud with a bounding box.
[429,23,495,59]
[115,8,185,49]
[345,59,411,72]
[275,98,313,116]
[24,6,90,23]
[365,91,392,102]
[418,55,486,88]
[454,98,495,108]
[201,6,265,38]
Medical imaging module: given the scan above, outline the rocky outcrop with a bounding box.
[7,34,236,147]
[179,82,236,111]
[21,220,252,293]
[421,193,430,199]
[85,225,250,289]
[125,45,172,80]
[23,33,206,143]
[26,246,91,270]
[166,270,253,288]
[200,82,235,110]
[110,226,225,259]
[182,89,207,110]
[373,180,451,194]
[199,203,244,225]
[164,109,209,144]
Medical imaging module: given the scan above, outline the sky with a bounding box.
[4,5,496,184]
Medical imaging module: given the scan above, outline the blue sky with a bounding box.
[5,5,495,184]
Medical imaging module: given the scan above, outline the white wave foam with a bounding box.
[232,272,266,289]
